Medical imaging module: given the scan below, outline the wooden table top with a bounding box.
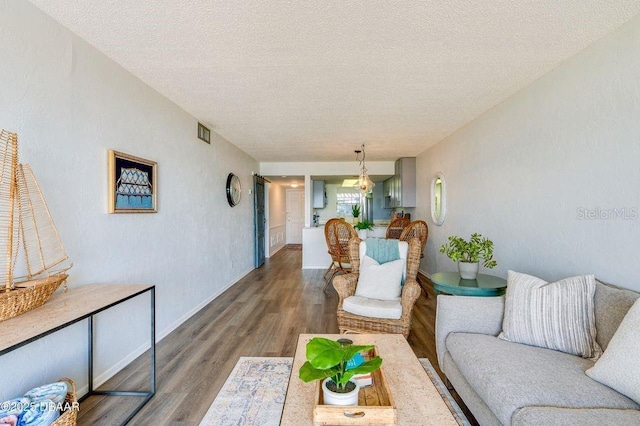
[0,284,153,354]
[281,333,457,425]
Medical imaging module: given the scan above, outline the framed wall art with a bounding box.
[108,150,157,213]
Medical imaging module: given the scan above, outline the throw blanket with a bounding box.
[24,382,67,405]
[0,382,68,426]
[365,238,400,264]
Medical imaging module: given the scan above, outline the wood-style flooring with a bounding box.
[78,245,477,425]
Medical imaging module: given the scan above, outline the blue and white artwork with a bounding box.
[110,151,157,213]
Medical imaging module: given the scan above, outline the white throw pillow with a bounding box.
[586,298,640,404]
[355,255,404,301]
[498,271,601,359]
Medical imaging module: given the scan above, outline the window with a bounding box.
[336,190,361,216]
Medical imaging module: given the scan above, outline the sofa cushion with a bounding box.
[594,280,640,351]
[586,298,640,404]
[498,271,601,359]
[446,332,638,425]
[342,295,402,319]
[512,407,640,426]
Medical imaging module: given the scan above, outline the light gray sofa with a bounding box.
[436,280,640,426]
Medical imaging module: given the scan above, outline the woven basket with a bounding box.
[0,274,68,322]
[51,377,78,426]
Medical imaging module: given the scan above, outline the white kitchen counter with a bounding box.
[302,227,331,269]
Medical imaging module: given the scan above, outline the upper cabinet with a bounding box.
[312,180,327,209]
[384,158,416,208]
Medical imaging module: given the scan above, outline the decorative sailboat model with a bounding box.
[0,130,71,321]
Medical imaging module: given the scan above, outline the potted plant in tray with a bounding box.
[354,219,374,239]
[299,337,382,406]
[439,233,497,279]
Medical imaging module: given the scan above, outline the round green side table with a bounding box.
[431,272,507,297]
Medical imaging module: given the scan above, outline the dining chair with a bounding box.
[400,220,429,297]
[385,217,410,239]
[399,220,428,258]
[323,218,358,292]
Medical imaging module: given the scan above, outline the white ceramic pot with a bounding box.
[322,378,359,406]
[458,261,479,280]
[357,229,368,240]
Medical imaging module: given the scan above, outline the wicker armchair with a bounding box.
[385,217,410,239]
[323,218,358,292]
[333,237,422,339]
[399,220,428,258]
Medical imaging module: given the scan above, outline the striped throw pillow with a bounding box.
[498,271,602,359]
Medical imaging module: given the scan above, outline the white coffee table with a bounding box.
[281,334,458,425]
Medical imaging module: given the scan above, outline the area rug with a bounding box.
[199,357,470,426]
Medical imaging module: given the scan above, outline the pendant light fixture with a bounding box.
[354,144,375,194]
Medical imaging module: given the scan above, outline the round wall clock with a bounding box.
[226,173,242,207]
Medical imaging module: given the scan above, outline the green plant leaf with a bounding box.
[335,370,356,388]
[305,338,344,369]
[299,361,336,382]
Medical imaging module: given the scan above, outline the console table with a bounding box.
[0,284,155,425]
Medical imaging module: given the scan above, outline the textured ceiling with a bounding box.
[29,1,640,162]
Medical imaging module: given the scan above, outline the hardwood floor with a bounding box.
[78,245,476,425]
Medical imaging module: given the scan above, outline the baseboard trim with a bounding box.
[267,244,285,258]
[418,269,431,280]
[84,266,254,395]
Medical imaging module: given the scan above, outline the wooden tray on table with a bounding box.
[313,349,397,425]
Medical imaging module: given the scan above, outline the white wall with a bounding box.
[316,184,338,223]
[0,1,258,400]
[416,13,640,291]
[268,182,286,256]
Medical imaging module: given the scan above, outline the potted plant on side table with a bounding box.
[299,337,382,406]
[440,233,497,279]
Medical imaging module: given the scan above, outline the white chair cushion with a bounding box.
[343,296,402,320]
[332,261,351,268]
[355,255,403,301]
[359,240,409,281]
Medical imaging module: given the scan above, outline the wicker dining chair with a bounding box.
[323,218,358,292]
[399,220,429,258]
[332,237,422,339]
[385,217,410,239]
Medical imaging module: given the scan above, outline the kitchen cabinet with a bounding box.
[383,178,392,208]
[312,180,327,208]
[383,158,416,208]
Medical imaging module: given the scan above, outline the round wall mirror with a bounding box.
[226,173,242,207]
[430,172,446,226]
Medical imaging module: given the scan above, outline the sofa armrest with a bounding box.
[513,407,640,426]
[435,294,505,369]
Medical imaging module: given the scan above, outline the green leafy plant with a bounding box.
[439,233,497,268]
[299,337,382,392]
[354,219,374,230]
[351,204,361,218]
